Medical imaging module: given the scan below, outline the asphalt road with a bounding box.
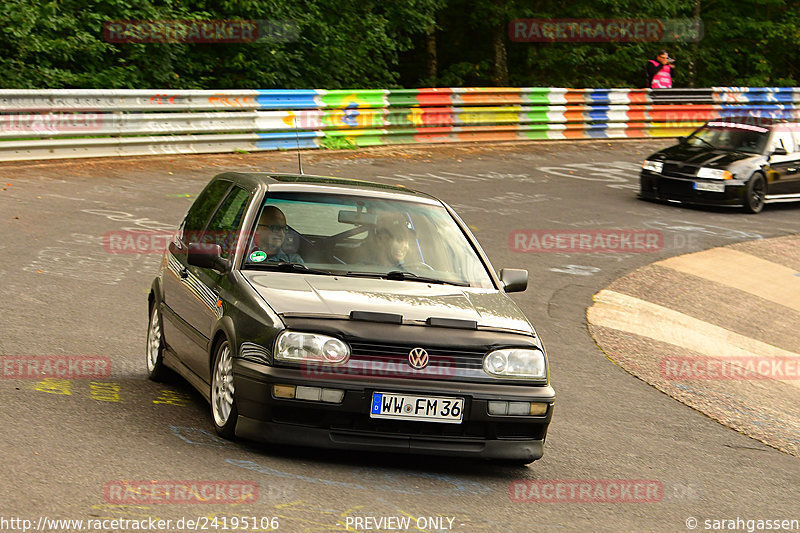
[1,141,799,533]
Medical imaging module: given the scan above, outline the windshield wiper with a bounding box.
[247,262,336,276]
[345,270,470,286]
[691,135,716,150]
[386,271,470,286]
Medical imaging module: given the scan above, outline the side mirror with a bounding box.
[678,136,687,144]
[188,243,231,273]
[499,268,528,293]
[771,146,788,156]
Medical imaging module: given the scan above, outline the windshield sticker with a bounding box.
[249,251,267,262]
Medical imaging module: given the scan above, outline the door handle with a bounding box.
[180,267,189,279]
[788,167,798,173]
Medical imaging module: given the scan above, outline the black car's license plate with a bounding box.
[370,392,464,424]
[693,181,725,192]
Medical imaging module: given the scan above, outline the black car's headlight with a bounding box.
[274,331,350,364]
[642,160,663,173]
[483,348,547,380]
[696,167,733,180]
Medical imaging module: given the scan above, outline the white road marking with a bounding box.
[588,289,800,388]
[657,248,800,313]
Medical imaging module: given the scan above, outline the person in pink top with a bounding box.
[646,50,675,88]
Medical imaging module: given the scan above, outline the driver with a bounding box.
[251,206,303,263]
[373,212,413,267]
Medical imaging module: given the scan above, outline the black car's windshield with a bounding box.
[242,191,495,289]
[686,121,769,154]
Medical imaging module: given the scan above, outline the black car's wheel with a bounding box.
[146,300,170,382]
[743,173,766,214]
[211,338,238,439]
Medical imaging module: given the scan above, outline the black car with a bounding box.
[639,117,800,213]
[147,173,554,464]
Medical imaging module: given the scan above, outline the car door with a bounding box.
[177,184,252,382]
[161,179,232,379]
[766,128,800,196]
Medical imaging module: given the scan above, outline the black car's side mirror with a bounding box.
[771,146,788,156]
[678,136,687,144]
[499,268,528,293]
[188,243,231,273]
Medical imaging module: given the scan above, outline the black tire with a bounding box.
[211,338,238,439]
[742,173,766,214]
[146,300,170,382]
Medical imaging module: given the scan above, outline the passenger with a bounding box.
[372,212,413,268]
[251,206,303,263]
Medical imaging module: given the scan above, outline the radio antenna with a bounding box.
[294,116,304,175]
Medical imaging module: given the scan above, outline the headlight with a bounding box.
[274,331,350,364]
[642,160,663,173]
[696,167,733,180]
[483,348,547,380]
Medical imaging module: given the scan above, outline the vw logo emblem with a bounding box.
[408,348,429,370]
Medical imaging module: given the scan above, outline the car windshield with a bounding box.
[686,121,769,154]
[242,191,495,289]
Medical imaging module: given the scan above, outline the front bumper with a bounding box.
[232,360,555,461]
[639,171,747,207]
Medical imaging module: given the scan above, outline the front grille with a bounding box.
[350,342,485,370]
[658,177,693,196]
[662,163,699,178]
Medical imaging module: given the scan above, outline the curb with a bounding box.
[587,233,800,456]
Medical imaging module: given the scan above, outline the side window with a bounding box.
[792,129,800,154]
[204,186,251,259]
[770,131,796,154]
[182,180,232,244]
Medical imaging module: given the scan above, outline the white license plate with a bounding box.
[693,181,725,192]
[370,392,464,424]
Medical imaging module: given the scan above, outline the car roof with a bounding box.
[211,172,440,202]
[707,116,784,129]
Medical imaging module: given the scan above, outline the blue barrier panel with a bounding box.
[586,90,612,105]
[255,131,319,150]
[587,108,612,121]
[256,90,320,110]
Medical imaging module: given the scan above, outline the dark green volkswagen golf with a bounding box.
[147,173,554,464]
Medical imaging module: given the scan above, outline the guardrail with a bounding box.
[1,87,798,162]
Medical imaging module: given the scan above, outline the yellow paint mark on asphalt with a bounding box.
[588,289,800,388]
[658,248,800,313]
[338,506,364,517]
[152,389,190,406]
[34,378,72,395]
[90,382,120,402]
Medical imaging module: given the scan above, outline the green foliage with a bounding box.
[0,0,796,89]
[319,136,357,150]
